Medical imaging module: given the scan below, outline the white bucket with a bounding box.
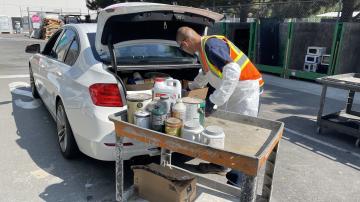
[182,121,204,142]
[200,126,225,149]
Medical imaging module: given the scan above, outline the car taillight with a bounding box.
[89,83,123,107]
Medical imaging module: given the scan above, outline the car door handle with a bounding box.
[55,71,62,76]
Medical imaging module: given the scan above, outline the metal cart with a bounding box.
[316,73,360,146]
[109,111,284,202]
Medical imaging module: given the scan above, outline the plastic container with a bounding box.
[182,121,204,142]
[165,117,182,137]
[153,78,182,104]
[200,126,225,149]
[172,99,186,121]
[134,110,151,129]
[126,93,152,124]
[151,105,167,132]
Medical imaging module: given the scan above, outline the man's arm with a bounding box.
[189,69,209,90]
[209,62,241,106]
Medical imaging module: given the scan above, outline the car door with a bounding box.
[44,28,79,116]
[33,29,63,106]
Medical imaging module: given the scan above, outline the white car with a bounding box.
[25,2,223,161]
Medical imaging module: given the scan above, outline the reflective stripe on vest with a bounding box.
[199,35,264,87]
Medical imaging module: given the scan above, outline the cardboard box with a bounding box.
[133,163,197,202]
[126,83,154,91]
[183,88,208,100]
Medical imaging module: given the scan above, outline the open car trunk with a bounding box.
[96,3,223,93]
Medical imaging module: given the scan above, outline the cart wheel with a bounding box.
[355,139,360,147]
[316,127,322,134]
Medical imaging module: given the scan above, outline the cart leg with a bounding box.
[160,148,172,166]
[240,174,258,202]
[345,90,355,114]
[261,144,279,201]
[317,85,328,130]
[116,136,125,202]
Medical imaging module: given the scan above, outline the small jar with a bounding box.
[165,117,182,137]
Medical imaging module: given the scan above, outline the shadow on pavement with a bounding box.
[11,86,116,201]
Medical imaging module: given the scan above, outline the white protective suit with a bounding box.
[189,62,260,117]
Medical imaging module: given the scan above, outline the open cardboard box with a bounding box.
[133,163,197,202]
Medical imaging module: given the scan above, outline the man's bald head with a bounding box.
[176,26,201,55]
[176,26,200,43]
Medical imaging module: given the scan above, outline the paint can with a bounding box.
[182,97,205,125]
[200,126,225,149]
[181,121,204,142]
[134,110,151,129]
[126,93,152,124]
[151,105,167,132]
[165,117,182,137]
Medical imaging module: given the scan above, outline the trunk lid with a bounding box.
[95,2,223,56]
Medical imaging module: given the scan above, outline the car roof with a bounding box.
[65,23,97,33]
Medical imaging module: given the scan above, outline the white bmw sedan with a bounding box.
[26,2,222,161]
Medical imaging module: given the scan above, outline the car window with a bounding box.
[114,43,196,64]
[64,39,79,66]
[42,30,63,55]
[51,29,76,61]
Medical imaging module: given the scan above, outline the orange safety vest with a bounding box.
[199,35,264,87]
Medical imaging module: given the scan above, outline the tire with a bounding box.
[56,100,79,159]
[29,67,40,99]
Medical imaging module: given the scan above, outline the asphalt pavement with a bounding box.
[0,34,359,202]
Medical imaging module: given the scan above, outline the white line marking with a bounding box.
[345,163,360,170]
[294,142,314,150]
[0,74,29,79]
[316,151,337,161]
[285,128,360,159]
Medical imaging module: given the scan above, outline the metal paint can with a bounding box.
[182,97,205,125]
[134,110,151,129]
[165,117,182,137]
[126,93,152,124]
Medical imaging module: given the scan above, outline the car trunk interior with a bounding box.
[108,66,200,92]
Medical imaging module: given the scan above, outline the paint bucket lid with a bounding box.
[127,93,152,102]
[182,97,203,104]
[135,110,150,117]
[184,121,201,130]
[203,126,224,136]
[166,117,182,125]
[160,95,169,100]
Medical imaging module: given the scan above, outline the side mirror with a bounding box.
[25,44,41,54]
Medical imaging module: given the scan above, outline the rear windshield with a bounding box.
[87,32,197,65]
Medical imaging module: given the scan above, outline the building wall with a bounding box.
[0,0,90,17]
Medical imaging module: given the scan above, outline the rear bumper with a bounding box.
[66,107,160,161]
[75,132,160,161]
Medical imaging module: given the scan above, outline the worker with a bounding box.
[176,26,264,187]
